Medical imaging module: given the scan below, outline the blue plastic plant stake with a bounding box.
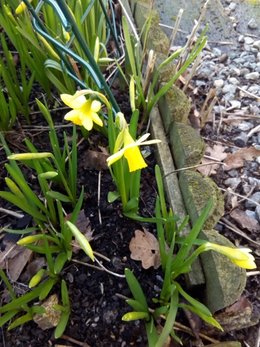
[21,0,120,113]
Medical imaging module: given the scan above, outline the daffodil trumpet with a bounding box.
[107,131,161,173]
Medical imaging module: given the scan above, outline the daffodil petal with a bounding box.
[91,100,101,113]
[90,112,103,127]
[107,148,125,166]
[124,146,147,172]
[64,110,82,125]
[82,116,93,131]
[61,92,86,109]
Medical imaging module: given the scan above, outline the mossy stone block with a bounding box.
[200,229,246,313]
[146,24,170,54]
[134,4,159,32]
[158,86,191,131]
[169,123,205,169]
[179,170,224,230]
[154,52,177,84]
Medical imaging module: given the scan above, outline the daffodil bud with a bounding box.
[29,269,45,288]
[38,171,58,179]
[122,311,149,321]
[8,152,53,161]
[115,112,127,130]
[15,0,32,15]
[17,235,41,246]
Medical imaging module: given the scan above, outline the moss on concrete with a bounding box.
[158,86,191,130]
[134,4,159,32]
[179,170,224,230]
[200,229,246,313]
[146,24,170,54]
[169,122,205,168]
[154,52,177,83]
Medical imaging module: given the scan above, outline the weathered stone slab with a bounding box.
[200,229,246,313]
[169,123,205,168]
[179,170,224,230]
[150,105,205,286]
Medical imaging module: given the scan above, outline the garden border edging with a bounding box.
[122,0,246,314]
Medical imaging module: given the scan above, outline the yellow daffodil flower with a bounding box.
[107,129,161,172]
[15,0,32,14]
[203,242,256,269]
[61,91,103,131]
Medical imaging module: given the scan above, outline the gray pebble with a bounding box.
[244,37,254,45]
[228,77,240,85]
[248,18,258,30]
[214,79,224,88]
[228,169,239,177]
[238,35,245,43]
[245,191,260,208]
[255,205,260,222]
[224,177,241,189]
[222,84,237,94]
[234,132,248,147]
[238,122,254,131]
[245,209,257,220]
[245,72,260,80]
[229,2,236,10]
[248,85,260,94]
[253,40,260,50]
[229,100,241,109]
[240,68,250,76]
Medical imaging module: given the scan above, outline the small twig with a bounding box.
[219,187,260,208]
[164,161,225,178]
[237,86,260,101]
[169,8,184,49]
[247,271,260,277]
[61,334,91,347]
[71,258,125,278]
[97,171,102,225]
[219,218,260,247]
[0,207,24,219]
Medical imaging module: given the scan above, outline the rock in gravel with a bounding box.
[244,36,254,45]
[224,177,241,189]
[245,191,260,208]
[238,35,245,43]
[234,132,248,147]
[222,84,237,94]
[248,18,258,30]
[229,100,241,109]
[214,79,225,88]
[245,209,257,220]
[238,122,254,131]
[253,40,260,50]
[255,205,260,222]
[245,72,259,80]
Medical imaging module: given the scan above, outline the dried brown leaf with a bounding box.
[129,229,160,269]
[197,144,227,176]
[224,147,260,171]
[230,209,260,232]
[0,238,32,281]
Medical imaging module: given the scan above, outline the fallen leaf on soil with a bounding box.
[230,209,260,232]
[197,144,227,176]
[0,238,32,281]
[83,149,108,170]
[224,147,260,171]
[129,229,160,269]
[33,294,61,330]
